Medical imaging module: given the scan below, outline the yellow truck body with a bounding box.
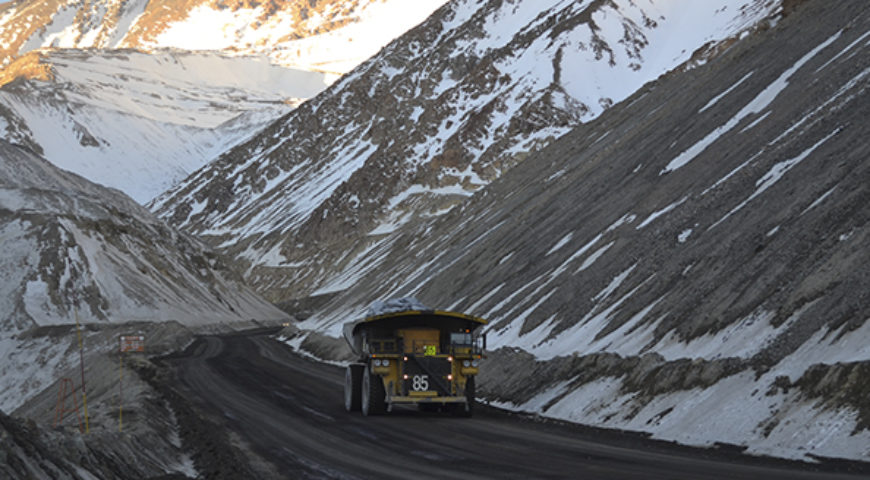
[343,309,486,417]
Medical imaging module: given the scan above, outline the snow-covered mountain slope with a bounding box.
[286,0,870,461]
[0,48,327,203]
[0,1,444,204]
[0,139,288,332]
[0,0,447,77]
[152,0,784,302]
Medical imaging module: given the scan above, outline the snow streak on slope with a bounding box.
[286,0,870,461]
[154,0,782,302]
[661,32,842,174]
[0,49,328,203]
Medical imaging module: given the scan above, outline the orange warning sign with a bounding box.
[120,335,145,353]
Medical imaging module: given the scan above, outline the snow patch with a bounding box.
[661,31,842,174]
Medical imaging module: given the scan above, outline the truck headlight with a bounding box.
[382,359,390,366]
[463,360,471,367]
[472,359,480,367]
[373,359,382,367]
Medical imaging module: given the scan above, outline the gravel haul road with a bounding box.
[160,331,869,479]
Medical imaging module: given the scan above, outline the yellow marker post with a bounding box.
[119,352,123,432]
[75,308,89,434]
[118,334,144,433]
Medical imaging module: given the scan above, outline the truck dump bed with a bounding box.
[343,309,487,359]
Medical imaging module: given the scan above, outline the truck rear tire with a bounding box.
[344,364,364,412]
[361,363,386,416]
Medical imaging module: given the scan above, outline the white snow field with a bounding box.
[0,49,329,203]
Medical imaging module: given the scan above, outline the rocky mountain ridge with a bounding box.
[0,0,447,76]
[0,47,327,202]
[0,0,446,203]
[152,0,785,302]
[0,139,287,332]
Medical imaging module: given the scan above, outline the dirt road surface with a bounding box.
[160,332,869,479]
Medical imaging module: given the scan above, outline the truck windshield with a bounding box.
[450,332,472,346]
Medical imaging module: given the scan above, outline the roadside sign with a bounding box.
[119,334,144,432]
[120,335,145,353]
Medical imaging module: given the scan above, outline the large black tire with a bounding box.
[454,377,475,418]
[344,364,364,412]
[361,363,386,416]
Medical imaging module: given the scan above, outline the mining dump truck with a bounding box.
[343,302,486,417]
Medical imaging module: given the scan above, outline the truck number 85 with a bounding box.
[412,374,429,391]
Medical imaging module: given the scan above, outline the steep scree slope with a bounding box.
[0,139,287,331]
[152,0,784,301]
[293,0,870,461]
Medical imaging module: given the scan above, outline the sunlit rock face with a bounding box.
[0,0,447,75]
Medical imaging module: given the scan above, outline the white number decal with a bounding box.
[412,374,429,391]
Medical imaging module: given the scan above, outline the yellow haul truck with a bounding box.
[343,308,486,417]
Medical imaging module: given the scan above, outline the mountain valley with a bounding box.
[0,0,868,476]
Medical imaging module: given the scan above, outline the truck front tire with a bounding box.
[344,364,364,412]
[361,363,386,416]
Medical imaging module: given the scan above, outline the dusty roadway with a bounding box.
[163,332,869,479]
